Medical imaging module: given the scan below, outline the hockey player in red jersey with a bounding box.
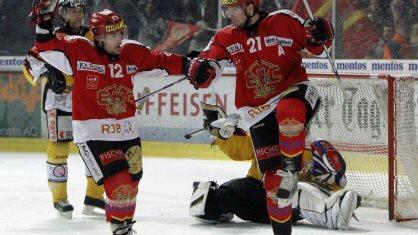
[186,0,334,234]
[24,0,105,219]
[30,2,198,234]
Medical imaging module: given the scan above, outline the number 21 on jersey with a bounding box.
[247,36,285,56]
[108,64,123,78]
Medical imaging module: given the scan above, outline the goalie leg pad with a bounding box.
[189,181,233,223]
[104,169,139,223]
[249,111,281,173]
[296,182,360,230]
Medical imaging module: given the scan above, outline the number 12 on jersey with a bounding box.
[108,64,124,78]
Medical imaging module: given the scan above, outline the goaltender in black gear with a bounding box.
[189,102,361,230]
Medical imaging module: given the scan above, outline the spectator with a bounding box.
[0,1,34,55]
[368,0,393,35]
[137,0,168,48]
[188,0,218,51]
[382,25,401,59]
[409,23,418,58]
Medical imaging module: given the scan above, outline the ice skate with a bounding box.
[53,199,74,219]
[111,220,136,235]
[82,196,105,217]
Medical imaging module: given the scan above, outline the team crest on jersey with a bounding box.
[97,84,134,115]
[227,43,244,55]
[126,65,138,74]
[77,61,105,74]
[245,60,282,98]
[264,36,293,47]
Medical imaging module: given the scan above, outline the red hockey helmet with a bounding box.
[89,9,126,37]
[221,0,261,9]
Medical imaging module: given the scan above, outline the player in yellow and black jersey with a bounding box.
[189,102,361,230]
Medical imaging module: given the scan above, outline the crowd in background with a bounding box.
[0,0,417,59]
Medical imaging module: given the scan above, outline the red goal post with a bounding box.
[307,72,418,222]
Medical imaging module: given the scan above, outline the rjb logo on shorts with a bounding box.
[101,121,134,135]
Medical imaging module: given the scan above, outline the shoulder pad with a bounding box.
[65,35,93,46]
[268,10,304,24]
[121,39,148,48]
[64,35,87,41]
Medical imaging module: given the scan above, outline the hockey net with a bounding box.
[307,73,418,221]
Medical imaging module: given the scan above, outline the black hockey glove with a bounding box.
[187,58,218,89]
[182,50,201,76]
[45,63,66,94]
[304,17,334,45]
[186,50,201,60]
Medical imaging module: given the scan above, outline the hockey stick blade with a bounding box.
[136,87,150,112]
[185,128,205,139]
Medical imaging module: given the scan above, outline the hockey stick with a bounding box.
[134,76,187,103]
[136,87,150,111]
[302,0,348,99]
[184,128,206,139]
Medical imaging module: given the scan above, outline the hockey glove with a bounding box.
[30,0,58,24]
[125,145,143,180]
[304,17,334,45]
[187,58,218,89]
[311,140,347,188]
[45,64,66,94]
[186,50,201,60]
[201,101,227,130]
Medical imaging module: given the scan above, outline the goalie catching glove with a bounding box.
[201,102,245,139]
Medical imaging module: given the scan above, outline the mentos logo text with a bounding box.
[77,61,105,74]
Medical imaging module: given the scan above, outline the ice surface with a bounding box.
[0,153,417,235]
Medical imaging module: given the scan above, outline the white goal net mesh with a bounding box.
[307,74,418,220]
